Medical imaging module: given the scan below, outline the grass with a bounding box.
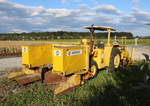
[95,39,150,45]
[0,61,150,106]
[0,39,150,47]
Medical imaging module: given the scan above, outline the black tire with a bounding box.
[108,48,121,72]
[90,60,98,77]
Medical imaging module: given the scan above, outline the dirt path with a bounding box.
[127,45,150,60]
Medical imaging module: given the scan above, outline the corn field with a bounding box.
[0,47,21,58]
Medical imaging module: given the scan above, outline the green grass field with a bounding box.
[49,38,150,45]
[0,61,150,106]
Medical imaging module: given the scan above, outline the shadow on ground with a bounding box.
[81,63,150,106]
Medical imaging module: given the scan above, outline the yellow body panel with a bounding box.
[52,45,89,75]
[103,45,113,66]
[54,74,81,95]
[22,44,53,67]
[92,49,105,69]
[92,45,113,69]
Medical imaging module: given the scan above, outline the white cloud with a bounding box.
[93,5,122,15]
[90,0,98,4]
[132,8,150,22]
[131,0,141,8]
[132,0,141,3]
[61,0,70,5]
[0,0,150,36]
[61,0,82,5]
[119,14,136,25]
[0,0,7,2]
[47,9,73,17]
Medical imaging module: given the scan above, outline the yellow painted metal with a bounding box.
[90,65,97,76]
[22,44,53,67]
[54,74,81,95]
[120,47,128,59]
[22,66,41,74]
[52,45,89,75]
[117,45,134,65]
[81,39,90,45]
[131,48,134,63]
[114,54,120,68]
[103,45,113,67]
[92,49,105,69]
[8,71,25,79]
[107,29,111,45]
[85,45,90,72]
[92,44,113,69]
[84,26,115,46]
[8,65,41,79]
[84,26,116,31]
[119,46,130,60]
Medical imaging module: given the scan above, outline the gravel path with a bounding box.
[0,57,21,71]
[127,45,150,60]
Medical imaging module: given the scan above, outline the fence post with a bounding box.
[135,38,138,45]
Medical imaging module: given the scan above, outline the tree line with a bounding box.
[0,31,134,41]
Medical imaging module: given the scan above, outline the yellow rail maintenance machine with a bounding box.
[8,25,134,95]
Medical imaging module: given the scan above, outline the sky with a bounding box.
[0,0,150,36]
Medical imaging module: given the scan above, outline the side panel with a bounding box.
[22,44,52,67]
[92,49,105,69]
[63,47,87,75]
[103,46,113,67]
[22,46,29,65]
[52,45,89,75]
[52,48,64,74]
[92,46,113,69]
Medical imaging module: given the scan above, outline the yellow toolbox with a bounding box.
[52,45,89,75]
[22,44,53,67]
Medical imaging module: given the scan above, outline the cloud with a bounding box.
[132,0,141,3]
[90,0,98,4]
[0,0,150,36]
[0,1,81,32]
[132,8,150,22]
[93,5,122,15]
[0,0,7,2]
[61,0,70,5]
[61,0,82,5]
[131,0,141,8]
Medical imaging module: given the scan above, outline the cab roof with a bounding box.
[84,25,116,31]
